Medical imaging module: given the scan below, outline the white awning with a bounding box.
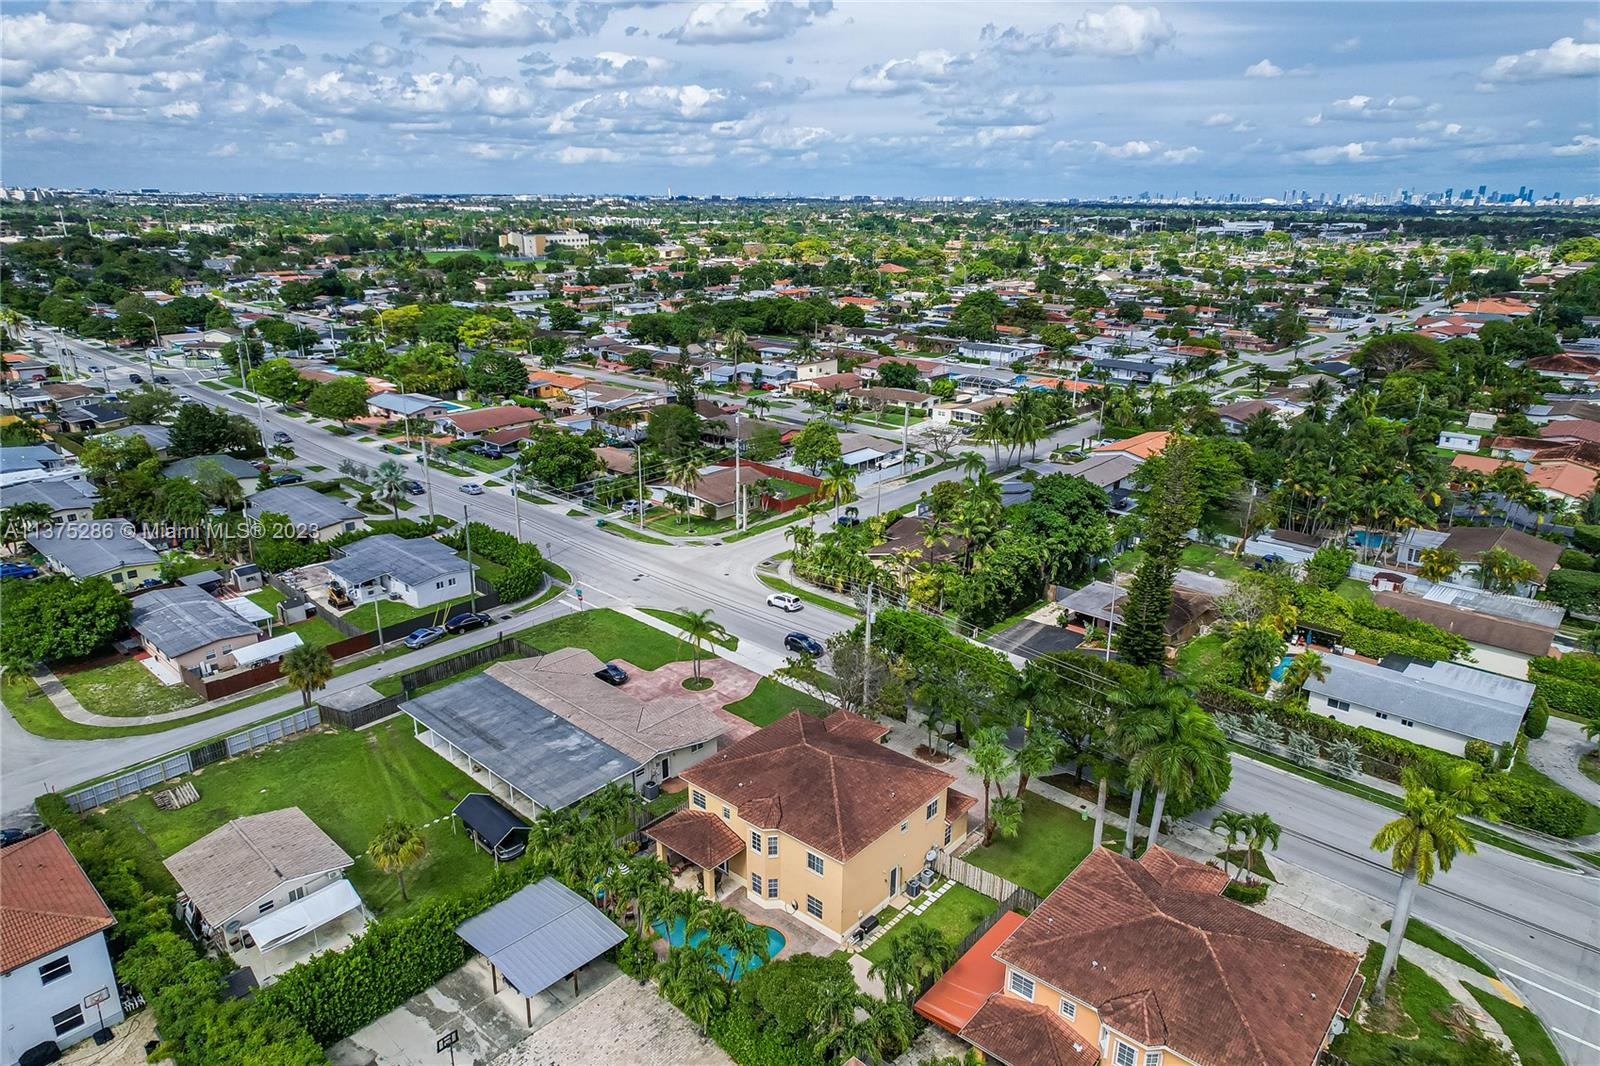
[231,631,304,668]
[221,596,273,624]
[243,879,362,953]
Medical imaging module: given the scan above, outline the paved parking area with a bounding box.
[491,973,734,1066]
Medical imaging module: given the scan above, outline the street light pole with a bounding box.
[141,313,159,378]
[511,464,524,542]
[734,411,743,531]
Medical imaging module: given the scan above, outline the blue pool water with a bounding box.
[1348,530,1387,549]
[651,917,785,979]
[1269,654,1295,683]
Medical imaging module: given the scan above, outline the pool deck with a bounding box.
[722,888,840,960]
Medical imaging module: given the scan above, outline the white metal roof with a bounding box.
[230,631,304,667]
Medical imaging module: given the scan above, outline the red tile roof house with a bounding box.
[917,846,1362,1066]
[1,831,124,1060]
[433,405,545,441]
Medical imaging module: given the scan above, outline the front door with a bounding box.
[888,866,900,897]
[659,757,669,779]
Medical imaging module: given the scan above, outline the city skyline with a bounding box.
[3,2,1599,198]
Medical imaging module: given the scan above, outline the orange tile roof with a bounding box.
[1,830,115,971]
[877,263,910,273]
[1452,298,1533,316]
[1093,429,1170,459]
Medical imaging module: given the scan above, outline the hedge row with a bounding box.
[1196,683,1588,838]
[438,520,547,602]
[1296,589,1469,664]
[1528,656,1600,719]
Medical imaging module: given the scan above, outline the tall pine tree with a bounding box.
[1119,436,1201,666]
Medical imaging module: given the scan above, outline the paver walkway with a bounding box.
[491,972,734,1066]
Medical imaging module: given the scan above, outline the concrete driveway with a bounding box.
[490,972,733,1066]
[1525,715,1600,808]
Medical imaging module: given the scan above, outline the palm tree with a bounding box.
[1277,651,1329,695]
[1475,546,1538,595]
[988,792,1024,845]
[1416,546,1460,583]
[1210,810,1252,881]
[1012,731,1063,798]
[1243,811,1282,877]
[976,404,1011,462]
[722,917,772,979]
[372,458,409,519]
[1129,706,1229,850]
[904,922,957,991]
[969,725,1013,841]
[1105,668,1189,855]
[368,817,426,901]
[281,643,334,708]
[958,451,987,479]
[1370,783,1477,1004]
[818,459,856,520]
[869,934,920,1003]
[0,501,53,552]
[674,607,725,682]
[660,943,728,1031]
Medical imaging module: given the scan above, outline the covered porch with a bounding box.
[237,879,370,984]
[642,808,745,899]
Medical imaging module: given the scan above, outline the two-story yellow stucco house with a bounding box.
[917,845,1363,1066]
[644,709,976,941]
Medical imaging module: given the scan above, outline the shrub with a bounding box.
[1223,880,1269,905]
[1524,698,1550,740]
[1482,774,1591,837]
[438,520,547,602]
[1544,569,1600,615]
[616,932,658,978]
[1572,524,1600,554]
[1304,546,1355,590]
[708,995,827,1066]
[1558,549,1594,572]
[1464,739,1496,768]
[1528,655,1600,719]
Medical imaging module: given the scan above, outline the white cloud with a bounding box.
[385,1,607,47]
[1481,36,1600,83]
[673,1,832,45]
[159,100,199,119]
[1290,136,1430,164]
[527,51,670,89]
[324,42,417,69]
[937,92,1051,129]
[1202,112,1235,127]
[312,127,348,145]
[1552,133,1600,155]
[1331,36,1361,53]
[1325,94,1435,121]
[1161,145,1202,163]
[847,50,972,95]
[555,145,623,163]
[208,141,239,157]
[1244,59,1283,78]
[1038,4,1175,57]
[1097,139,1153,158]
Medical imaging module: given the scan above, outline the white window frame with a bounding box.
[691,790,706,809]
[767,835,779,857]
[767,877,779,899]
[1113,1042,1137,1066]
[751,872,762,895]
[1059,998,1077,1020]
[926,799,939,820]
[806,851,824,875]
[288,885,306,903]
[1009,971,1035,1000]
[1145,1051,1163,1066]
[805,894,824,919]
[1328,697,1350,711]
[38,955,72,984]
[751,830,762,853]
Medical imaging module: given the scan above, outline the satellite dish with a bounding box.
[925,847,939,864]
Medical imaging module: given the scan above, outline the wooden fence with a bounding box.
[934,852,1038,908]
[950,887,1040,959]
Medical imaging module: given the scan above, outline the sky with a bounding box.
[2,1,1598,199]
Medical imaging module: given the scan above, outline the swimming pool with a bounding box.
[1348,530,1387,550]
[651,916,785,979]
[1269,654,1295,683]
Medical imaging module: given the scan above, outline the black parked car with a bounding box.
[785,632,824,656]
[444,610,492,634]
[404,480,426,495]
[594,662,628,686]
[272,473,304,485]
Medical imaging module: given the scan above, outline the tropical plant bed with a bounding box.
[1222,879,1268,905]
[682,677,714,691]
[1217,848,1276,882]
[1332,943,1514,1066]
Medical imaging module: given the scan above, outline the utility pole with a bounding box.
[421,441,436,524]
[637,452,646,531]
[510,464,524,542]
[464,505,477,613]
[141,313,159,378]
[862,582,874,709]
[734,411,744,531]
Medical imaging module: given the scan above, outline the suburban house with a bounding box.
[2,352,51,382]
[1242,527,1325,565]
[247,486,366,542]
[165,453,269,495]
[1091,430,1170,462]
[26,519,161,590]
[0,444,77,487]
[99,423,174,456]
[366,392,450,422]
[1370,589,1557,678]
[1437,430,1484,452]
[1450,452,1598,507]
[917,845,1361,1066]
[56,404,129,433]
[1,830,124,1064]
[864,514,968,567]
[653,465,743,520]
[645,710,976,940]
[1056,573,1218,647]
[931,394,1011,426]
[130,586,264,679]
[434,404,545,441]
[836,431,905,470]
[1301,655,1533,755]
[1395,526,1563,592]
[165,808,362,973]
[0,478,98,523]
[794,356,841,380]
[321,533,475,609]
[1053,451,1144,496]
[1214,397,1277,434]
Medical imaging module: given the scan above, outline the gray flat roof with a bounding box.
[0,478,97,512]
[102,424,174,450]
[164,453,262,481]
[456,879,624,997]
[1304,655,1530,746]
[26,519,159,576]
[131,586,260,657]
[404,673,641,810]
[247,485,363,531]
[324,534,471,587]
[0,445,65,473]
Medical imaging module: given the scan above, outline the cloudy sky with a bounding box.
[3,1,1597,198]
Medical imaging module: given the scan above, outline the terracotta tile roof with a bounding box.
[1092,430,1170,459]
[915,911,1027,1032]
[993,846,1360,1066]
[958,994,1099,1066]
[1,830,115,972]
[645,809,746,869]
[681,711,954,862]
[820,708,890,742]
[1540,419,1600,444]
[944,788,977,825]
[1102,988,1167,1044]
[443,405,544,434]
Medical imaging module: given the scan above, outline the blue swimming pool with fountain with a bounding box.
[1269,654,1295,683]
[651,917,785,979]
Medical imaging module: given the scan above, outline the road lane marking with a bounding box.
[1439,928,1600,994]
[1502,972,1600,1016]
[1554,1028,1600,1053]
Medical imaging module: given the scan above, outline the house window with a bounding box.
[1009,972,1035,1000]
[52,1005,84,1036]
[1059,999,1076,1020]
[1145,1052,1163,1066]
[692,791,706,809]
[448,577,457,586]
[767,835,779,857]
[1328,698,1350,711]
[805,895,824,919]
[1114,1043,1137,1066]
[1375,712,1390,721]
[435,581,445,590]
[767,877,779,899]
[751,830,762,853]
[944,824,952,846]
[288,886,306,903]
[806,852,824,875]
[38,955,71,984]
[926,799,939,820]
[259,900,275,914]
[900,821,909,834]
[751,872,762,895]
[1400,719,1414,727]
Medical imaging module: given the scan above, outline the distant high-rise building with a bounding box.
[1444,187,1453,201]
[1479,184,1488,197]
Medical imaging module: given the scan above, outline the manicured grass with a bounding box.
[1508,758,1600,836]
[1383,918,1496,978]
[372,638,538,698]
[966,792,1123,896]
[345,595,474,632]
[645,511,741,536]
[722,677,832,727]
[903,458,959,483]
[1464,985,1563,1066]
[598,522,671,546]
[1177,543,1247,581]
[1175,632,1227,683]
[58,658,203,718]
[521,607,694,670]
[247,587,286,612]
[1218,848,1276,882]
[544,560,572,584]
[1230,746,1576,870]
[282,615,352,648]
[646,789,689,818]
[1337,578,1373,602]
[91,719,494,918]
[1582,751,1600,788]
[640,608,740,650]
[757,573,862,618]
[860,883,998,966]
[721,507,812,543]
[1332,943,1512,1066]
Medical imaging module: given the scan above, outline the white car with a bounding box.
[766,592,803,612]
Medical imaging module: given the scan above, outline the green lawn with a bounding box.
[1336,579,1373,602]
[58,658,203,718]
[722,677,832,727]
[282,615,352,649]
[965,792,1122,896]
[640,608,740,650]
[344,595,475,632]
[1174,632,1227,683]
[247,587,286,613]
[645,511,740,536]
[520,607,694,670]
[1383,919,1496,978]
[860,883,998,965]
[757,573,862,618]
[646,789,689,819]
[1332,943,1514,1066]
[90,719,494,918]
[1177,543,1247,581]
[1465,986,1565,1066]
